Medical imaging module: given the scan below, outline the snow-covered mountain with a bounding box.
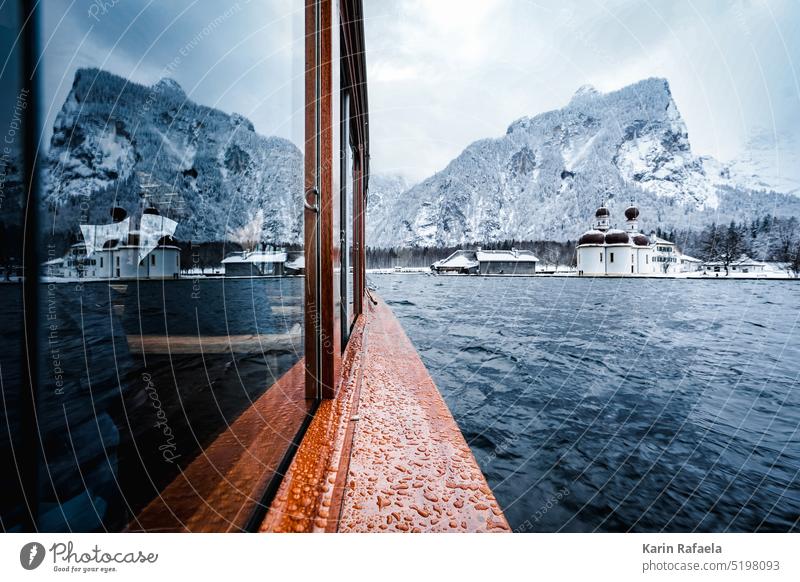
[367,78,800,247]
[727,129,800,196]
[367,172,414,218]
[45,68,303,244]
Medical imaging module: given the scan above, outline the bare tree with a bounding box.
[789,241,800,279]
[717,221,745,275]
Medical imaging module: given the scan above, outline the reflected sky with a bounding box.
[41,0,304,148]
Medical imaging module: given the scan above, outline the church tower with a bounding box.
[624,205,640,233]
[594,205,610,232]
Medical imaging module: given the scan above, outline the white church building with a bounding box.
[49,207,181,280]
[576,204,683,276]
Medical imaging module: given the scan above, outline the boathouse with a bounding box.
[477,249,538,275]
[222,250,288,276]
[431,250,479,274]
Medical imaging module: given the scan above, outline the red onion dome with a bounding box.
[110,206,128,222]
[604,229,630,245]
[578,230,606,245]
[633,234,650,246]
[624,205,640,220]
[595,206,610,218]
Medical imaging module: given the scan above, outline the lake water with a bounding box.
[370,274,800,532]
[0,278,305,531]
[2,274,798,532]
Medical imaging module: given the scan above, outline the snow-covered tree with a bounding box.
[228,209,265,252]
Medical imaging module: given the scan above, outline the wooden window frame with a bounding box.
[305,0,368,400]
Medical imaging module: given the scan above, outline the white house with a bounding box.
[651,236,679,274]
[678,253,702,272]
[701,254,769,274]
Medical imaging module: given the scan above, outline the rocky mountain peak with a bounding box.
[569,83,599,105]
[367,77,800,248]
[44,68,303,245]
[152,77,186,98]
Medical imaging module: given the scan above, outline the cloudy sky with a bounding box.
[41,0,305,147]
[365,0,800,183]
[39,0,800,186]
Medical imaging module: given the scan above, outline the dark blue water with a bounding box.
[0,278,305,531]
[370,274,800,532]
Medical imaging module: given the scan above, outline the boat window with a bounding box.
[13,0,310,532]
[341,91,355,344]
[0,0,30,531]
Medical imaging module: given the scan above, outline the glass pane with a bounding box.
[341,92,354,337]
[33,0,307,531]
[0,0,29,532]
[346,123,354,328]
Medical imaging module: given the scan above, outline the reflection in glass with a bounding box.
[0,0,29,532]
[29,0,307,531]
[342,91,355,342]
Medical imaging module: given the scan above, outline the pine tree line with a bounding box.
[674,214,800,275]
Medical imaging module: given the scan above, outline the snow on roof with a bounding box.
[701,255,770,267]
[285,256,305,270]
[476,250,538,262]
[732,255,768,266]
[680,254,702,262]
[433,250,478,269]
[651,236,675,245]
[222,251,288,264]
[42,258,65,265]
[440,255,478,268]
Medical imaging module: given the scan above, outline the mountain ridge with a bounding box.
[367,77,800,247]
[44,67,303,245]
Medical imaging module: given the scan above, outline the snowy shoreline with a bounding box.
[368,270,799,280]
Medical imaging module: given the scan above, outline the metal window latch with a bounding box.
[304,186,319,213]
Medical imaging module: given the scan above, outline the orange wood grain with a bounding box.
[128,361,311,532]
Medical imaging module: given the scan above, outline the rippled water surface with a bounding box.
[371,274,800,532]
[0,278,305,530]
